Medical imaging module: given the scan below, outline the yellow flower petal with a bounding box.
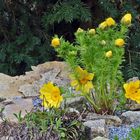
[121,13,132,26]
[71,80,78,87]
[88,29,96,34]
[39,82,63,108]
[99,21,107,29]
[124,80,140,102]
[77,28,84,33]
[105,51,112,58]
[70,66,94,93]
[51,38,60,48]
[84,81,93,93]
[87,73,94,80]
[115,39,125,47]
[106,17,116,27]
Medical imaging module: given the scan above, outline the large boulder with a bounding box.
[0,61,69,99]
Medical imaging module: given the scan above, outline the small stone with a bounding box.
[68,108,80,114]
[65,96,85,109]
[92,136,109,140]
[121,111,140,123]
[1,136,14,140]
[83,119,108,139]
[2,99,13,105]
[86,113,122,126]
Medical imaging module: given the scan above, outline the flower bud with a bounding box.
[88,29,96,35]
[101,40,106,46]
[105,51,112,58]
[106,17,116,27]
[77,28,84,33]
[121,13,132,26]
[51,38,60,48]
[99,21,107,29]
[115,38,125,47]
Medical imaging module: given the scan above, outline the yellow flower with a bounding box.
[106,17,116,27]
[121,13,132,26]
[123,80,140,103]
[77,28,84,33]
[70,66,94,93]
[39,82,63,108]
[115,38,125,47]
[88,29,96,34]
[105,50,112,58]
[51,38,60,48]
[99,21,107,29]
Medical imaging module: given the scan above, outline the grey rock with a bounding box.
[65,96,85,109]
[86,113,122,126]
[0,102,5,109]
[0,61,69,99]
[0,82,9,91]
[68,108,80,114]
[20,68,62,97]
[19,84,38,97]
[2,99,13,105]
[34,68,61,88]
[83,119,108,139]
[0,118,3,124]
[1,136,14,140]
[121,111,140,123]
[92,136,109,140]
[3,98,33,122]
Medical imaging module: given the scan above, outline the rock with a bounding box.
[83,119,108,139]
[0,102,5,109]
[92,136,109,140]
[65,96,85,110]
[130,103,140,110]
[3,98,33,122]
[19,84,38,97]
[121,111,140,123]
[86,113,122,126]
[2,99,13,105]
[0,61,69,99]
[68,108,80,114]
[1,136,14,140]
[19,67,69,97]
[0,82,9,91]
[126,100,140,111]
[40,68,61,82]
[0,118,2,124]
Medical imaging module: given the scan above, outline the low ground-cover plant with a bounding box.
[0,82,83,140]
[51,13,132,114]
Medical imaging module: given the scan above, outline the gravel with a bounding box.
[108,122,140,140]
[32,97,140,140]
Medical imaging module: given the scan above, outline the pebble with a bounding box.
[108,122,140,139]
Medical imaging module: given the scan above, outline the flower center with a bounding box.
[80,77,88,84]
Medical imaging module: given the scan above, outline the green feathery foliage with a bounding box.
[98,0,140,80]
[42,0,91,30]
[53,17,130,114]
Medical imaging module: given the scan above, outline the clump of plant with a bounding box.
[51,13,132,114]
[0,82,83,140]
